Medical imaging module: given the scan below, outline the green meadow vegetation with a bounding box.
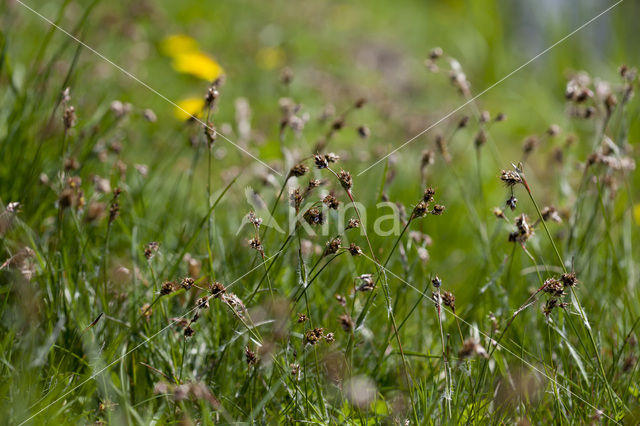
[1,0,640,424]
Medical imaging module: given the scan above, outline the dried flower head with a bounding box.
[423,187,436,203]
[431,204,445,216]
[63,106,76,129]
[314,154,329,169]
[324,237,342,256]
[474,129,487,148]
[184,326,195,338]
[561,272,578,288]
[356,274,375,292]
[339,314,354,332]
[209,281,227,298]
[346,218,360,230]
[493,207,506,219]
[413,201,429,218]
[196,297,209,309]
[303,208,324,225]
[357,125,370,139]
[429,47,443,60]
[506,196,518,211]
[245,346,258,366]
[500,170,522,187]
[335,294,347,306]
[348,243,362,256]
[431,276,442,288]
[337,170,353,191]
[161,281,176,296]
[248,211,263,227]
[541,206,562,223]
[441,290,456,313]
[290,163,309,177]
[458,338,488,359]
[290,188,303,211]
[297,313,308,323]
[248,237,263,252]
[325,332,335,343]
[181,277,195,290]
[323,194,340,210]
[304,327,324,345]
[325,152,340,163]
[509,213,534,244]
[543,278,565,297]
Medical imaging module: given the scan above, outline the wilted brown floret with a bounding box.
[245,346,258,366]
[181,277,195,290]
[314,154,329,169]
[474,130,487,148]
[324,237,341,256]
[290,163,309,177]
[204,122,217,147]
[543,278,565,297]
[348,243,362,256]
[248,237,263,252]
[442,291,455,313]
[356,274,375,292]
[357,125,370,138]
[161,281,176,296]
[140,303,152,320]
[413,201,429,218]
[458,338,488,359]
[248,212,263,227]
[432,204,445,215]
[337,170,352,191]
[431,276,442,288]
[325,332,335,343]
[209,281,227,298]
[510,214,534,244]
[304,328,324,345]
[290,188,303,211]
[522,136,538,154]
[339,314,354,333]
[506,196,518,211]
[325,152,340,163]
[63,106,76,129]
[323,194,340,210]
[500,170,522,187]
[423,187,436,203]
[196,297,209,309]
[560,272,578,288]
[297,313,308,323]
[541,206,562,223]
[493,207,505,219]
[304,208,324,225]
[184,326,195,338]
[346,218,360,230]
[429,47,443,60]
[335,294,347,306]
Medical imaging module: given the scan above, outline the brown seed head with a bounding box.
[337,170,353,191]
[500,170,522,187]
[323,194,340,210]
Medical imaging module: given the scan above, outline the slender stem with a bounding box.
[520,173,619,413]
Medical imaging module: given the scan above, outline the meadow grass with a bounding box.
[1,1,640,424]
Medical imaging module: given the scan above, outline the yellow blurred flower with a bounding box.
[256,47,285,70]
[634,203,640,225]
[172,51,224,81]
[174,97,204,120]
[161,34,199,57]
